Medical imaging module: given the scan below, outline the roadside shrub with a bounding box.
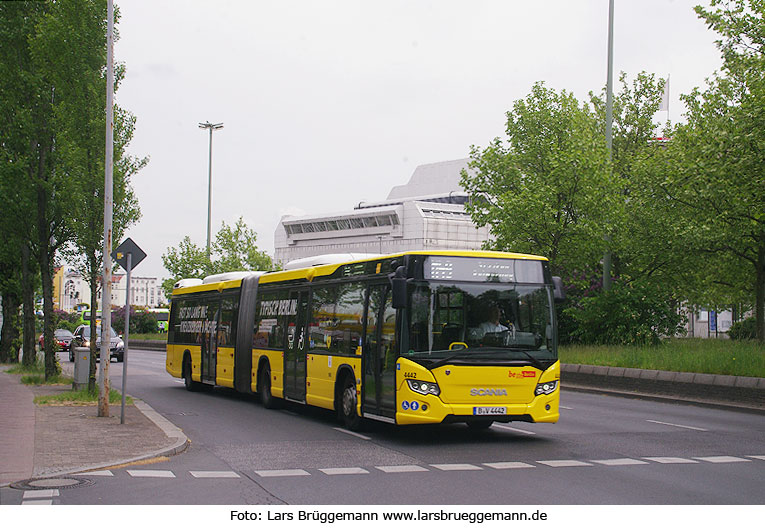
[564,279,686,346]
[111,307,158,335]
[728,316,757,340]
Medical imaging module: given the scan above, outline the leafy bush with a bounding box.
[563,279,686,346]
[111,307,158,335]
[728,316,757,340]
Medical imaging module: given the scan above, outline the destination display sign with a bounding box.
[424,257,544,284]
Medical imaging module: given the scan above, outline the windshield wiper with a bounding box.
[505,348,547,371]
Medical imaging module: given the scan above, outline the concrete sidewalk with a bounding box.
[0,365,188,488]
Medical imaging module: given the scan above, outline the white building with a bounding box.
[274,159,490,266]
[54,265,167,312]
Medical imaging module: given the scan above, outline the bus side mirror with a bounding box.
[390,266,407,309]
[552,276,566,303]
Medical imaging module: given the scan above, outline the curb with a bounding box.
[562,363,765,412]
[25,398,189,481]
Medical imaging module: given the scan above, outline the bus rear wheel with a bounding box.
[337,373,361,431]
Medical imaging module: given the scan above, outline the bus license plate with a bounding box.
[473,407,506,416]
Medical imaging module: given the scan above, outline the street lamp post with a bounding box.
[199,121,224,259]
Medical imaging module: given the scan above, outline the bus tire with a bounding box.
[467,420,494,430]
[183,353,201,392]
[258,362,279,409]
[337,372,361,431]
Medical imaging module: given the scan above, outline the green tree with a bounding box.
[44,0,144,389]
[460,82,616,274]
[162,218,274,298]
[654,0,765,341]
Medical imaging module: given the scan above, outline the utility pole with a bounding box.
[199,121,224,259]
[99,0,114,417]
[602,0,615,291]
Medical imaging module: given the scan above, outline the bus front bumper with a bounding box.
[395,390,559,426]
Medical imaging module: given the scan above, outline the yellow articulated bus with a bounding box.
[166,250,565,430]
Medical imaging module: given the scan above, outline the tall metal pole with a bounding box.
[199,121,223,259]
[99,0,114,417]
[120,252,131,425]
[602,0,615,291]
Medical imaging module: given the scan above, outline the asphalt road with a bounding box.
[18,349,765,505]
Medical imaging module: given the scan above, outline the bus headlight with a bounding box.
[406,379,441,396]
[535,381,558,395]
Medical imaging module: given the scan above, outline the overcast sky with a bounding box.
[113,0,723,280]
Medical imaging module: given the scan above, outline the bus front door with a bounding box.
[201,300,220,385]
[284,290,308,402]
[363,284,397,419]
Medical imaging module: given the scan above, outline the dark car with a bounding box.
[38,329,74,353]
[69,325,124,362]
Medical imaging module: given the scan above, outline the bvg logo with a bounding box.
[509,370,537,378]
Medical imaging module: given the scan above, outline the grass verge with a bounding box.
[559,338,765,378]
[34,388,133,406]
[21,373,73,385]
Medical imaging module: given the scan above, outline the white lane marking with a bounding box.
[189,471,240,478]
[644,457,698,464]
[492,424,536,435]
[747,455,765,461]
[173,380,185,384]
[319,467,369,475]
[560,406,573,410]
[22,499,53,505]
[694,456,750,463]
[537,460,593,467]
[375,465,429,473]
[22,489,59,499]
[126,470,176,478]
[431,464,482,471]
[333,427,372,440]
[484,461,535,469]
[254,469,310,477]
[591,458,650,466]
[75,470,114,476]
[646,419,708,431]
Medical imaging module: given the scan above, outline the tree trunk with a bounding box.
[0,292,20,363]
[37,178,59,381]
[21,243,37,366]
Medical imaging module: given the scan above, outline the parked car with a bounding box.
[38,329,74,353]
[69,325,124,362]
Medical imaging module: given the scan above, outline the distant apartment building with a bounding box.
[53,265,167,312]
[273,159,490,266]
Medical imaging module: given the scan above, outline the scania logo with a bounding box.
[470,388,508,396]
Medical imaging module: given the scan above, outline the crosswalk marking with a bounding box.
[590,458,650,466]
[75,470,114,476]
[254,469,311,477]
[484,461,535,469]
[375,465,429,473]
[694,456,750,463]
[319,467,369,475]
[189,471,240,478]
[126,470,176,478]
[644,457,698,464]
[23,489,59,499]
[22,489,58,505]
[537,460,593,467]
[431,463,482,471]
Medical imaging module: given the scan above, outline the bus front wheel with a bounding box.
[337,373,361,431]
[183,355,201,392]
[259,363,279,409]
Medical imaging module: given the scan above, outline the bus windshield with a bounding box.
[403,281,556,367]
